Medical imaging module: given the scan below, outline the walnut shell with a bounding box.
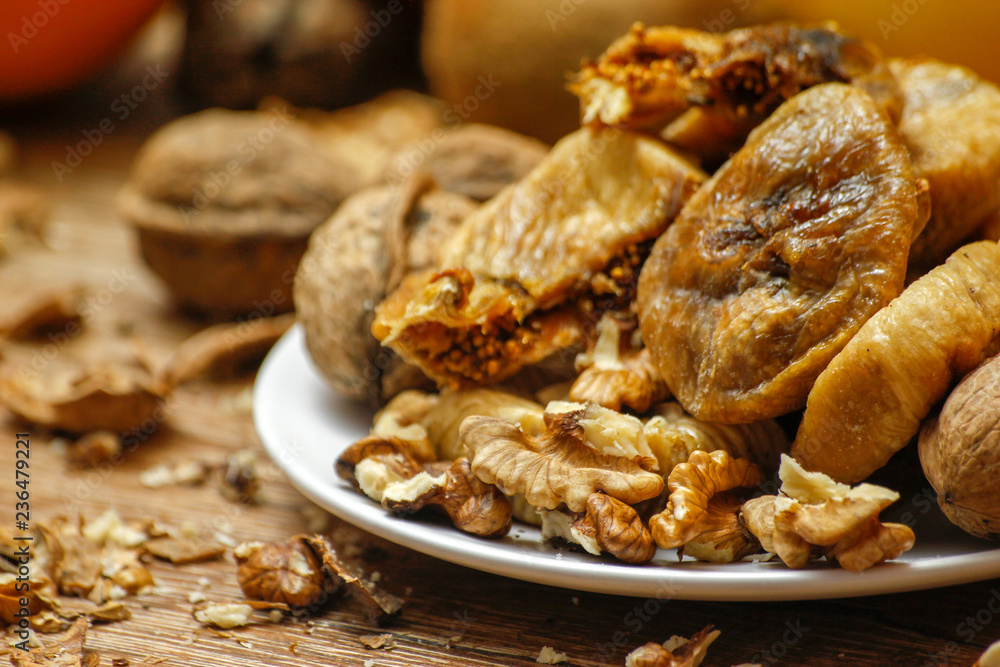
[388,123,549,201]
[119,108,354,319]
[294,182,478,404]
[919,354,1000,540]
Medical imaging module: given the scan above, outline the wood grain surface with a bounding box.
[1,13,999,667]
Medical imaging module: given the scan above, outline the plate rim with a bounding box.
[254,325,1000,601]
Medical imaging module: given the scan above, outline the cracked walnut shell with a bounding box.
[792,241,1000,483]
[460,410,663,512]
[639,83,928,424]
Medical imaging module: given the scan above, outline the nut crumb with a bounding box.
[364,660,376,667]
[112,659,130,666]
[193,603,254,629]
[360,633,395,650]
[188,590,207,604]
[536,646,568,664]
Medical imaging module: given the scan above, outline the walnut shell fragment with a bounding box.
[0,287,83,341]
[460,411,663,512]
[145,537,226,565]
[919,354,1000,540]
[573,22,902,131]
[10,617,99,667]
[118,107,353,318]
[0,360,164,434]
[539,493,656,564]
[792,241,1000,483]
[639,83,927,424]
[742,456,914,571]
[295,179,477,404]
[890,59,1000,275]
[570,314,668,413]
[303,534,403,626]
[373,126,706,388]
[649,450,764,563]
[156,313,294,391]
[625,626,721,667]
[387,123,550,201]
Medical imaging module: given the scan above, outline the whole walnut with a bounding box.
[179,0,424,110]
[919,354,1000,540]
[118,108,355,319]
[294,179,478,405]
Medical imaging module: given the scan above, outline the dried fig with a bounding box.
[572,22,902,131]
[793,241,1000,483]
[889,59,1000,276]
[118,107,353,319]
[638,83,927,424]
[387,123,550,201]
[919,353,1000,540]
[294,179,478,404]
[374,126,706,388]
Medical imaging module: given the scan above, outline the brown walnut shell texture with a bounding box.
[294,182,477,404]
[919,354,1000,540]
[638,83,925,424]
[793,241,1000,483]
[889,59,1000,277]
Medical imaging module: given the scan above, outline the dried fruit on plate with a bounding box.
[373,126,706,388]
[638,83,928,424]
[572,22,902,132]
[792,241,1000,483]
[919,353,1000,540]
[889,59,1000,276]
[295,179,477,404]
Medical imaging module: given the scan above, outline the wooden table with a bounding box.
[1,19,998,667]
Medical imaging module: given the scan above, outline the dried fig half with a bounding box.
[374,126,706,388]
[638,83,927,424]
[294,179,478,404]
[572,22,902,131]
[889,59,1000,276]
[919,353,1000,540]
[793,241,1000,483]
[118,107,353,319]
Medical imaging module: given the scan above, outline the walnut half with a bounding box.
[539,493,656,564]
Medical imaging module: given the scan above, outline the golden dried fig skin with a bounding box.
[793,241,1000,484]
[638,83,922,424]
[374,126,706,387]
[890,59,1000,276]
[294,184,476,403]
[573,22,902,131]
[919,354,1000,540]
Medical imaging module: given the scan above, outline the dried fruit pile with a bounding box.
[313,20,1000,567]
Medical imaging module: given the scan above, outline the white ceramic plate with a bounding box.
[254,325,1000,601]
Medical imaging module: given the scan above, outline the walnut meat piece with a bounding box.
[573,22,902,130]
[625,626,721,667]
[919,353,1000,540]
[539,493,656,564]
[295,179,477,404]
[569,314,668,413]
[235,537,334,608]
[382,458,513,539]
[373,126,706,388]
[118,108,353,319]
[643,402,789,474]
[743,455,915,571]
[792,241,1000,483]
[890,59,1000,275]
[649,450,765,563]
[639,83,927,424]
[388,123,550,202]
[460,411,663,512]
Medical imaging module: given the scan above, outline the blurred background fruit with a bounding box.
[0,0,166,101]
